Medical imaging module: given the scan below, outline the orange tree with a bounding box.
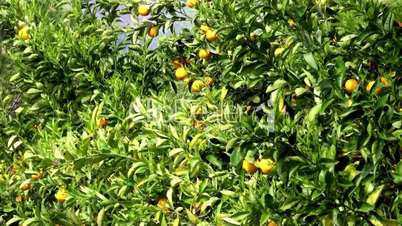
[1,0,402,225]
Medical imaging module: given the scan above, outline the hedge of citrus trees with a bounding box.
[1,0,402,225]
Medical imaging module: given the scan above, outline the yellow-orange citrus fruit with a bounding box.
[347,99,353,107]
[191,80,205,93]
[274,47,285,57]
[344,79,358,94]
[157,198,170,212]
[20,181,31,191]
[172,59,183,69]
[175,67,188,81]
[99,117,108,128]
[204,76,214,87]
[250,32,257,41]
[147,26,159,38]
[380,76,390,87]
[242,160,257,173]
[16,195,24,203]
[200,24,211,33]
[256,159,275,174]
[55,189,68,203]
[137,5,150,16]
[31,172,43,180]
[198,49,211,60]
[206,30,218,42]
[288,18,296,27]
[267,221,278,226]
[366,80,382,94]
[186,0,198,8]
[18,26,29,41]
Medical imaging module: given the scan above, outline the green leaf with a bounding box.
[303,52,318,70]
[96,208,106,226]
[366,185,384,206]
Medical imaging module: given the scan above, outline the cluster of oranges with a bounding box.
[17,25,30,41]
[17,173,68,204]
[137,5,158,38]
[242,158,276,175]
[172,23,217,93]
[344,76,391,95]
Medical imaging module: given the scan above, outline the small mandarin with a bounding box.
[175,67,188,81]
[137,5,150,16]
[344,79,358,94]
[242,160,257,173]
[206,30,218,42]
[191,80,205,93]
[198,49,211,60]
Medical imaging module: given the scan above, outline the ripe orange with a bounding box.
[157,198,170,212]
[288,18,296,27]
[198,49,211,60]
[175,67,188,81]
[379,76,390,87]
[274,47,285,57]
[172,58,183,69]
[137,5,150,16]
[16,195,24,203]
[18,26,29,41]
[200,24,211,33]
[147,26,159,38]
[249,32,257,41]
[204,76,214,87]
[99,117,108,128]
[55,189,68,203]
[31,172,43,180]
[256,159,275,174]
[191,80,205,93]
[242,160,257,173]
[344,79,358,94]
[366,80,381,94]
[186,0,198,8]
[20,181,31,191]
[267,221,278,226]
[206,30,218,42]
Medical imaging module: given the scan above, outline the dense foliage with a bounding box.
[0,0,401,225]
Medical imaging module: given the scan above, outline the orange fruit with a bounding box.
[19,181,31,191]
[344,79,358,94]
[175,67,188,81]
[137,5,150,16]
[242,160,257,173]
[206,30,218,42]
[18,26,29,41]
[204,76,214,87]
[191,80,205,93]
[288,18,296,27]
[157,198,170,212]
[186,0,198,8]
[267,221,278,226]
[380,76,390,87]
[274,47,285,57]
[198,49,211,60]
[250,32,257,41]
[55,189,68,203]
[16,195,24,203]
[200,24,211,33]
[99,117,108,128]
[147,26,159,38]
[366,80,382,94]
[31,172,43,180]
[172,58,183,69]
[256,159,275,174]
